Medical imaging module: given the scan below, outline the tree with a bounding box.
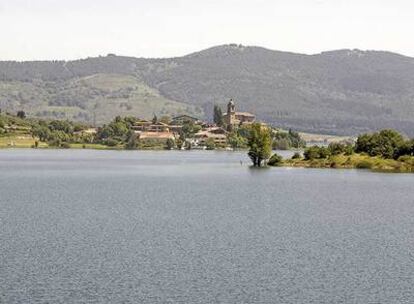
[152,114,158,124]
[125,132,138,150]
[227,131,247,149]
[268,153,283,166]
[176,138,184,150]
[247,123,272,167]
[355,129,405,159]
[17,110,26,119]
[166,138,175,150]
[304,146,320,160]
[272,129,306,150]
[213,105,224,127]
[304,146,331,160]
[181,121,201,138]
[31,125,51,142]
[205,138,216,150]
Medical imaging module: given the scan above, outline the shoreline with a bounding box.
[1,147,413,174]
[279,153,414,174]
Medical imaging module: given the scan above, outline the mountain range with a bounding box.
[1,44,414,136]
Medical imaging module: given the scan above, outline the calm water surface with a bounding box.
[1,149,414,303]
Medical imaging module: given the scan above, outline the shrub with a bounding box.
[205,138,216,150]
[304,146,320,160]
[292,152,301,159]
[356,160,373,169]
[304,146,330,160]
[106,138,118,147]
[60,142,71,149]
[268,153,283,166]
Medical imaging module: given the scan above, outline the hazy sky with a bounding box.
[1,0,413,60]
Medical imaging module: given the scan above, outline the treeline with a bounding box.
[0,55,139,82]
[272,129,306,150]
[31,120,92,148]
[303,129,413,161]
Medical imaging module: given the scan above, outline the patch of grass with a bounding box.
[283,153,414,173]
[0,134,47,148]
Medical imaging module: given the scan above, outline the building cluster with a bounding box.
[74,99,257,148]
[131,99,257,148]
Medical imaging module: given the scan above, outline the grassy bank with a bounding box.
[0,134,118,150]
[283,153,414,173]
[0,134,46,148]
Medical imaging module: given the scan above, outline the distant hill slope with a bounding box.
[1,44,414,135]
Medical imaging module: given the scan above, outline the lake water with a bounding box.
[1,149,414,303]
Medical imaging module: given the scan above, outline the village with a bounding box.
[124,99,257,149]
[1,99,306,150]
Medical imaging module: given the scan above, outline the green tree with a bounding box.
[205,138,216,150]
[304,146,331,160]
[247,123,272,167]
[31,125,51,142]
[304,146,320,160]
[166,138,175,150]
[227,131,247,149]
[152,114,158,124]
[288,129,306,149]
[355,129,405,159]
[181,121,201,138]
[125,132,138,150]
[176,137,184,150]
[268,153,283,166]
[17,110,26,119]
[213,105,224,127]
[272,129,305,150]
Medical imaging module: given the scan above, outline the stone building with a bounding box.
[223,99,255,129]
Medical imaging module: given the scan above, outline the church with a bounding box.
[223,99,255,129]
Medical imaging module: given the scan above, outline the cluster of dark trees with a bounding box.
[96,116,136,147]
[213,105,225,127]
[272,129,306,150]
[354,129,414,159]
[303,129,414,161]
[304,143,354,160]
[31,119,91,147]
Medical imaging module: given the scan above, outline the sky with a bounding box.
[1,0,414,60]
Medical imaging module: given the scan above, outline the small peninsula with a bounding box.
[267,130,414,173]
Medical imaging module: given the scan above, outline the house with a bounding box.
[132,120,170,132]
[74,128,97,135]
[131,119,152,131]
[168,125,183,133]
[136,131,175,140]
[171,115,201,125]
[194,127,228,146]
[223,99,255,129]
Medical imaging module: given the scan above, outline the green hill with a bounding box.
[1,45,414,136]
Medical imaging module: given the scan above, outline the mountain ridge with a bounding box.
[1,44,414,136]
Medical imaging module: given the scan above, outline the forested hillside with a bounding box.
[1,44,414,135]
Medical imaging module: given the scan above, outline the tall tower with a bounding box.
[226,99,236,126]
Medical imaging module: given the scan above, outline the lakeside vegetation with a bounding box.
[0,110,306,151]
[265,129,414,173]
[3,110,413,173]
